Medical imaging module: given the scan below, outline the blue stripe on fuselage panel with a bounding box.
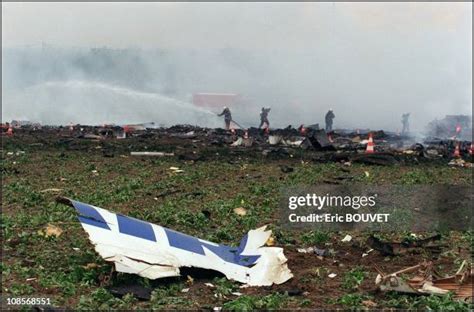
[117,214,157,242]
[71,200,111,230]
[164,228,259,266]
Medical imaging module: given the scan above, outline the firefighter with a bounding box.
[218,106,232,130]
[401,113,410,134]
[325,109,335,132]
[259,107,271,129]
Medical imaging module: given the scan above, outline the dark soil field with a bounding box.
[2,128,472,310]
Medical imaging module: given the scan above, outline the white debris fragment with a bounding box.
[362,249,374,258]
[231,137,243,146]
[297,247,314,253]
[169,167,184,173]
[181,288,190,293]
[204,283,215,288]
[268,135,282,145]
[341,235,352,242]
[65,198,293,286]
[328,273,337,278]
[282,139,303,147]
[420,283,449,295]
[40,188,63,193]
[131,152,174,157]
[448,158,473,168]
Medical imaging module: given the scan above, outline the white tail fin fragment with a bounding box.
[62,198,292,286]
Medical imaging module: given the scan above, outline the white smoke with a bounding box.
[3,80,221,127]
[2,3,471,130]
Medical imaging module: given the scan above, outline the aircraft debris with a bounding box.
[268,135,282,145]
[108,284,152,300]
[130,152,175,157]
[341,234,352,242]
[58,197,293,286]
[297,246,329,257]
[231,137,243,146]
[375,260,473,301]
[448,158,473,168]
[304,129,335,151]
[367,234,442,256]
[169,167,184,173]
[40,188,63,193]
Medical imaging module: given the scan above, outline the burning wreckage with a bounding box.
[4,120,472,164]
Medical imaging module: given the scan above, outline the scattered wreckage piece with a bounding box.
[366,234,442,256]
[81,134,104,140]
[242,138,254,147]
[431,260,473,300]
[57,197,293,286]
[303,129,336,151]
[268,135,303,147]
[282,138,304,147]
[296,246,330,257]
[448,158,473,168]
[268,135,282,145]
[169,131,197,139]
[375,262,437,295]
[230,137,244,147]
[130,152,175,157]
[108,284,152,300]
[375,260,473,301]
[168,167,185,173]
[351,153,398,166]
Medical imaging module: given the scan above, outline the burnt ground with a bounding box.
[1,127,473,311]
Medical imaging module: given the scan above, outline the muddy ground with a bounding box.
[1,128,472,310]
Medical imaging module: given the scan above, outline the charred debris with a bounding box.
[3,122,472,166]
